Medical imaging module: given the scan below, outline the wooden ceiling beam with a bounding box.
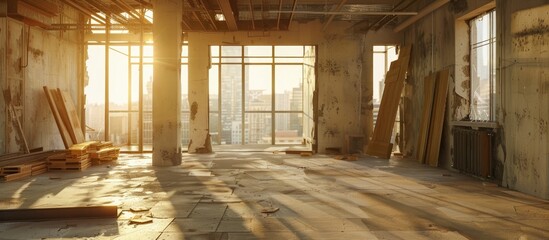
[218,0,238,30]
[322,0,347,31]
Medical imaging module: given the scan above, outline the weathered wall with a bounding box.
[500,2,549,199]
[0,17,6,154]
[188,21,370,153]
[402,0,549,199]
[402,0,462,167]
[316,28,364,152]
[1,8,80,153]
[303,46,316,148]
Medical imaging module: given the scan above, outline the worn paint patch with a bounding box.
[190,101,198,120]
[539,119,548,136]
[449,0,468,14]
[318,59,341,76]
[29,47,43,59]
[513,19,549,38]
[161,148,182,166]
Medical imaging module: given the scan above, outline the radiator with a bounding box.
[452,127,494,178]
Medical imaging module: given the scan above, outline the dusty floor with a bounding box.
[1,148,549,240]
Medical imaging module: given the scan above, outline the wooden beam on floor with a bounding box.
[0,206,118,221]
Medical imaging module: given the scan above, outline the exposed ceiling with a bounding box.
[11,0,422,32]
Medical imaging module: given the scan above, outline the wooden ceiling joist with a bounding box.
[287,0,297,30]
[218,0,238,30]
[322,0,347,30]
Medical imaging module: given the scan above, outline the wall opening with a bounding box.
[372,45,401,150]
[85,42,189,152]
[208,45,316,146]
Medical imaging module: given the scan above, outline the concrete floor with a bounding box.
[1,149,549,240]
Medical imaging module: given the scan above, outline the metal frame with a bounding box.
[86,30,188,153]
[469,9,496,122]
[210,45,309,145]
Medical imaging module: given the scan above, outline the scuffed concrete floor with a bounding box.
[1,149,549,240]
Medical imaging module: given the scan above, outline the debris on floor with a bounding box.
[130,207,150,212]
[333,155,359,161]
[260,207,279,214]
[130,214,153,224]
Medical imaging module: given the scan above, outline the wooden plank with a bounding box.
[43,86,72,148]
[366,45,412,158]
[1,171,31,182]
[0,206,118,221]
[69,141,98,155]
[426,68,450,167]
[365,140,393,159]
[50,89,78,145]
[57,89,86,144]
[0,150,60,168]
[416,73,436,163]
[3,89,30,153]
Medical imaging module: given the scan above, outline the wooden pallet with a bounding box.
[48,158,90,168]
[1,172,31,182]
[2,165,32,174]
[31,161,47,176]
[47,161,91,171]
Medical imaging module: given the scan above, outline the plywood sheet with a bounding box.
[43,86,72,148]
[416,73,436,163]
[57,89,86,144]
[426,69,450,167]
[366,45,412,158]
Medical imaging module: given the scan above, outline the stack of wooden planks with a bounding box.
[47,151,91,171]
[46,141,120,170]
[0,151,60,182]
[88,141,120,165]
[366,45,412,159]
[416,68,450,166]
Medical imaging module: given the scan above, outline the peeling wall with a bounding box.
[187,21,372,153]
[402,0,549,199]
[402,0,460,166]
[1,9,80,153]
[316,32,364,152]
[500,2,549,199]
[1,17,6,154]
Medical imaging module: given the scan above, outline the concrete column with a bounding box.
[187,33,212,153]
[152,0,182,166]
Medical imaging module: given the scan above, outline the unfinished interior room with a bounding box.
[1,0,548,239]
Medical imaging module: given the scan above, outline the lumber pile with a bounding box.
[0,151,59,182]
[88,142,120,165]
[47,152,91,171]
[47,141,120,171]
[366,45,412,159]
[416,68,450,166]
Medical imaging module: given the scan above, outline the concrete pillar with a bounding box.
[187,33,212,153]
[152,0,182,166]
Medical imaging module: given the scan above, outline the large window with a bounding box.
[470,9,496,121]
[209,45,314,145]
[85,42,189,152]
